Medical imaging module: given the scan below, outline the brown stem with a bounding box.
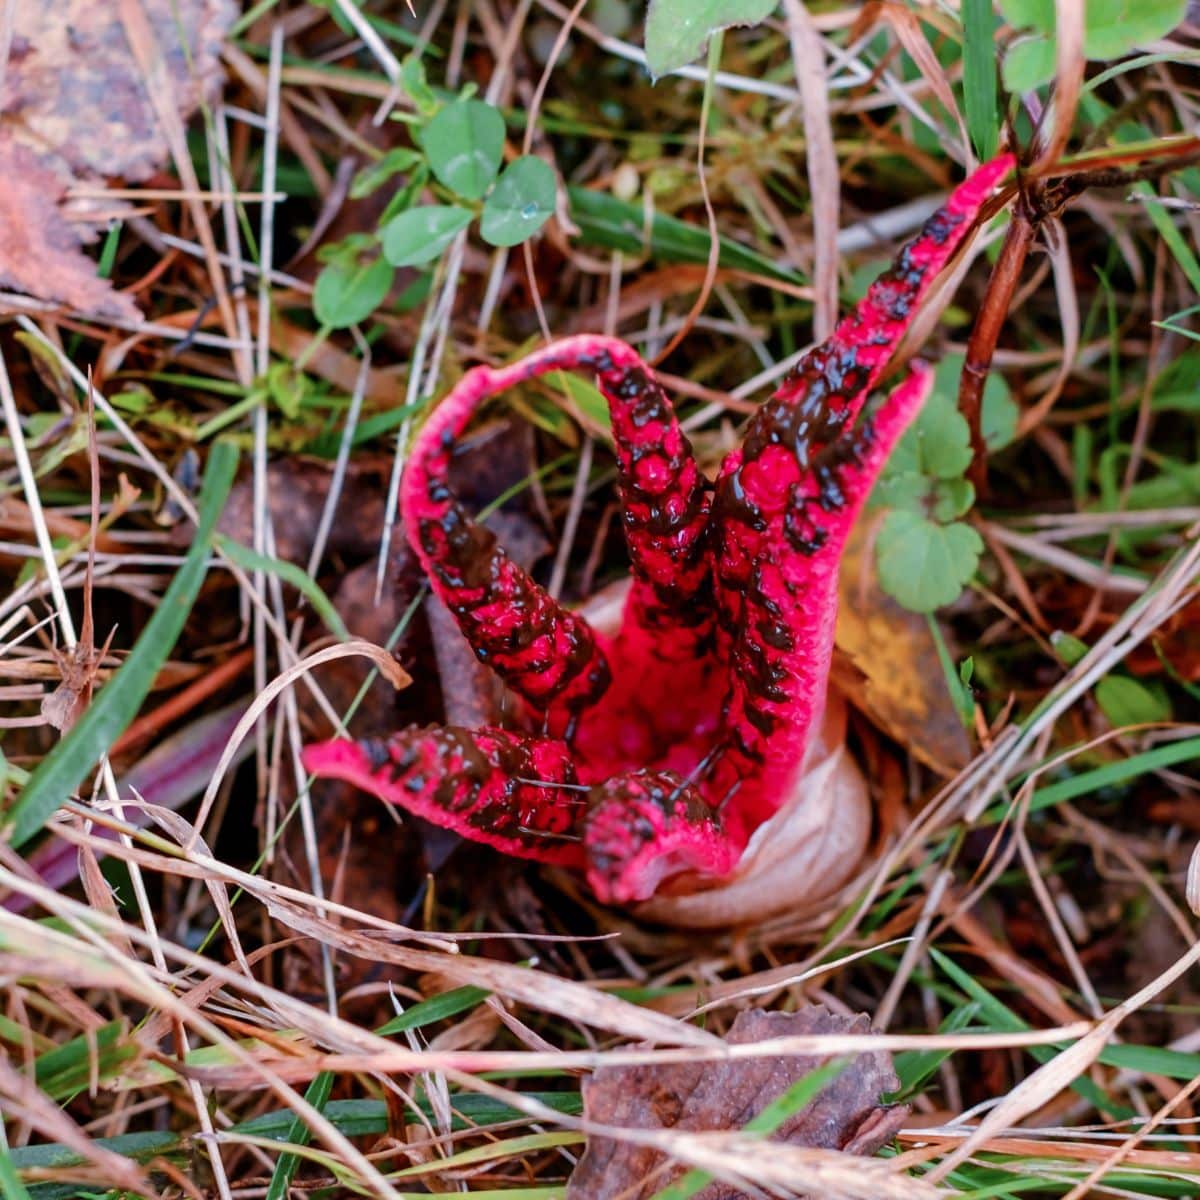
[958,213,1036,499]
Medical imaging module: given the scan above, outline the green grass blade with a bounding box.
[962,0,999,161]
[375,984,491,1037]
[567,185,804,283]
[266,985,493,1194]
[265,1070,335,1200]
[4,440,239,850]
[215,534,349,642]
[0,1147,34,1200]
[648,1059,849,1200]
[1132,181,1200,294]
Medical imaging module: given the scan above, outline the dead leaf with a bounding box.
[834,518,972,775]
[0,140,142,320]
[567,1007,907,1200]
[2,0,234,183]
[0,0,235,318]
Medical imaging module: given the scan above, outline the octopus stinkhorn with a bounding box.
[302,154,1013,923]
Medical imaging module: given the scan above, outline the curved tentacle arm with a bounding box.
[401,335,711,728]
[583,771,741,904]
[707,154,1012,834]
[712,365,935,835]
[741,154,1015,466]
[301,727,587,868]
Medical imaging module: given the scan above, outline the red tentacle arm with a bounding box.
[709,365,936,835]
[301,727,587,867]
[400,334,711,732]
[583,772,740,905]
[707,155,1013,834]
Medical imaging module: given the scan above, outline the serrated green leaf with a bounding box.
[5,442,239,849]
[313,255,393,329]
[422,98,505,200]
[381,205,474,267]
[480,156,556,247]
[931,476,975,522]
[875,511,983,612]
[1096,675,1172,727]
[871,471,931,513]
[901,392,974,480]
[643,0,778,77]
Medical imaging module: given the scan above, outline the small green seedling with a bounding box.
[312,57,557,330]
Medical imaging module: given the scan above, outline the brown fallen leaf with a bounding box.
[568,1007,908,1200]
[0,140,142,321]
[834,518,972,775]
[0,0,235,318]
[3,0,234,183]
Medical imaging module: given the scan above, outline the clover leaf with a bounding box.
[421,98,505,201]
[480,156,557,247]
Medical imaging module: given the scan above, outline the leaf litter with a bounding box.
[0,0,235,318]
[569,1007,907,1200]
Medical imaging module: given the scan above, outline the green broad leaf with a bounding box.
[421,98,505,200]
[934,353,1018,451]
[871,471,931,513]
[1084,0,1188,59]
[566,185,802,282]
[1095,675,1172,727]
[901,391,974,480]
[480,156,557,247]
[875,511,983,613]
[1001,0,1188,91]
[643,0,778,77]
[382,204,474,267]
[1003,32,1056,91]
[313,255,393,329]
[350,147,424,199]
[998,0,1053,30]
[5,441,239,849]
[1050,629,1089,666]
[962,0,1000,160]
